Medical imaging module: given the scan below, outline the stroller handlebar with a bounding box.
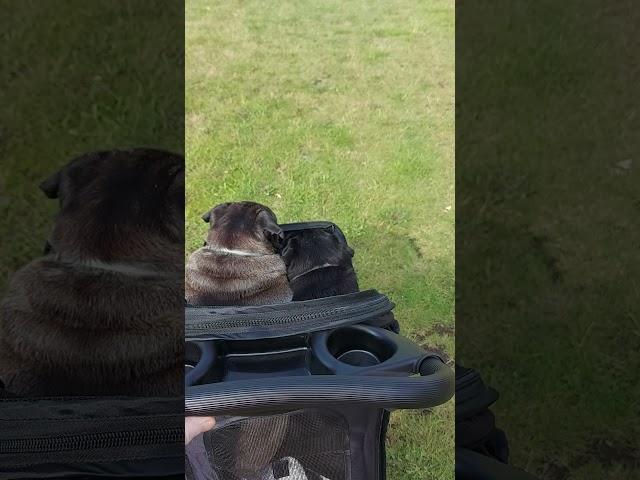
[185,355,454,416]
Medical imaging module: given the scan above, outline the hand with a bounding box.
[185,416,216,444]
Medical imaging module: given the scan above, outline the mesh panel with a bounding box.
[191,410,350,480]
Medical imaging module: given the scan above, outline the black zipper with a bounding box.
[185,290,394,340]
[0,396,184,475]
[0,426,183,455]
[188,296,390,330]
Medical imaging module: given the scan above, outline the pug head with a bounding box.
[281,224,354,273]
[201,201,283,253]
[40,148,184,267]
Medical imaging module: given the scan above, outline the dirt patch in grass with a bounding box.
[428,323,455,336]
[413,333,452,365]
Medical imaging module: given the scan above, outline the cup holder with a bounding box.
[326,325,396,367]
[185,341,218,386]
[185,342,201,369]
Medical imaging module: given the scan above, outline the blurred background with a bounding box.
[0,0,184,293]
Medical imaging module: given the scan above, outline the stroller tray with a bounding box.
[185,293,453,480]
[185,291,453,417]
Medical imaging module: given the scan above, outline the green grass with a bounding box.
[0,0,183,293]
[186,1,454,478]
[456,2,640,478]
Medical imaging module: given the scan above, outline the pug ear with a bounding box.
[205,202,232,225]
[258,210,284,250]
[267,227,285,250]
[39,171,62,199]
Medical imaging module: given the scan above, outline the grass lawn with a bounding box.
[186,1,455,478]
[457,2,640,478]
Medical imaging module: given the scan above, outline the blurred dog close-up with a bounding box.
[281,224,359,301]
[185,201,292,306]
[0,148,185,397]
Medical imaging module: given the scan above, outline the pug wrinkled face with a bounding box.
[201,201,284,252]
[39,148,184,263]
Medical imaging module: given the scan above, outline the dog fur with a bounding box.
[185,202,292,306]
[0,148,184,396]
[281,224,359,300]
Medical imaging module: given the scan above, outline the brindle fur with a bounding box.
[185,202,292,306]
[0,148,184,396]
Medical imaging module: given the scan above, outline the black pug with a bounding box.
[281,223,359,301]
[0,148,184,396]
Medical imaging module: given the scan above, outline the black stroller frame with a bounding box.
[185,222,455,480]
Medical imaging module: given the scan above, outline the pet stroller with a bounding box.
[184,222,455,480]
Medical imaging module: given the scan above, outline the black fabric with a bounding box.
[186,290,394,341]
[0,396,183,479]
[341,406,385,480]
[455,365,509,465]
[378,410,391,480]
[280,222,336,232]
[383,318,400,334]
[456,448,539,480]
